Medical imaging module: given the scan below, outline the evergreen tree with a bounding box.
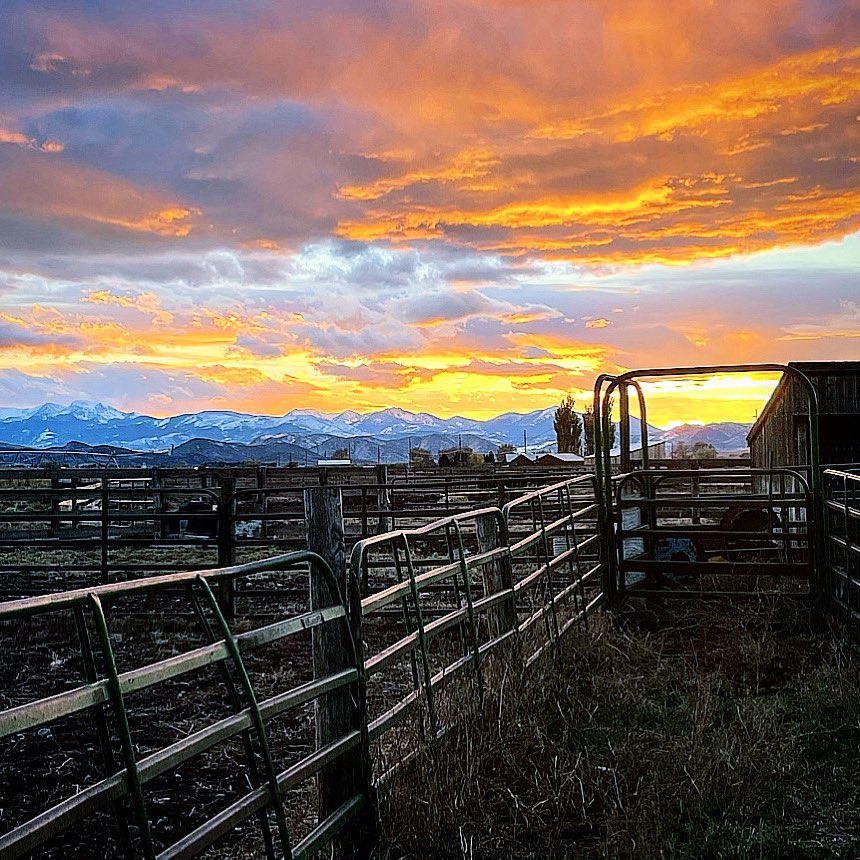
[606,396,617,450]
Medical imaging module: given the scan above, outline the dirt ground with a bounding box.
[0,579,325,859]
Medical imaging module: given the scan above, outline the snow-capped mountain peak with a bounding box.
[383,407,417,420]
[61,401,131,422]
[21,402,66,420]
[0,398,749,459]
[335,410,362,425]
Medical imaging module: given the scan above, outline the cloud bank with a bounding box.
[0,0,858,424]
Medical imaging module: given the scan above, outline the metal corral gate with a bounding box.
[349,474,602,780]
[0,553,370,860]
[0,470,586,600]
[824,469,860,621]
[0,475,604,858]
[592,364,824,603]
[611,467,814,600]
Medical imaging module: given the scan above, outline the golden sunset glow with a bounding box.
[0,1,858,426]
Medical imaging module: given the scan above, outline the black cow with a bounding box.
[166,499,218,538]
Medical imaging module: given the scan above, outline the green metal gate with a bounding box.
[593,364,823,604]
[0,553,371,860]
[612,466,814,600]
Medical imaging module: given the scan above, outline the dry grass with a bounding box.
[377,598,860,859]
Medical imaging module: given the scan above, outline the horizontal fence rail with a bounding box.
[1,475,605,858]
[824,469,860,622]
[610,467,814,601]
[349,474,603,783]
[0,553,370,860]
[0,469,586,600]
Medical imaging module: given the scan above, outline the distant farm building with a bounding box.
[502,451,586,467]
[536,452,585,466]
[583,440,668,467]
[748,361,860,468]
[504,452,536,466]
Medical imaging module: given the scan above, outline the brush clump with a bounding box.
[378,598,860,859]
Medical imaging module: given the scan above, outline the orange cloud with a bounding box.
[0,128,64,152]
[330,40,860,264]
[83,290,174,324]
[0,147,198,237]
[337,148,500,201]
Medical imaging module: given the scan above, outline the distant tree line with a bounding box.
[671,441,718,460]
[408,446,501,468]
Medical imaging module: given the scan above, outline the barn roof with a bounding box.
[536,452,585,464]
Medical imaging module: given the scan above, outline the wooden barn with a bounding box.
[748,361,860,469]
[536,452,585,466]
[583,440,668,467]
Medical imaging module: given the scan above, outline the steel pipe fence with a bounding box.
[0,486,225,597]
[349,474,603,783]
[824,470,860,622]
[0,552,371,860]
[610,467,814,600]
[1,475,604,859]
[0,471,586,599]
[9,465,860,857]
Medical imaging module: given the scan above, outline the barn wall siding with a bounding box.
[749,364,860,471]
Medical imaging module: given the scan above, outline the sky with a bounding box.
[0,0,858,428]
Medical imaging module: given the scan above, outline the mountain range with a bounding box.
[0,401,752,464]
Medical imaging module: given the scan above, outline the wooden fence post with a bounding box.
[476,512,517,636]
[305,487,375,855]
[375,464,391,534]
[153,469,167,539]
[690,460,701,525]
[70,476,79,531]
[256,465,268,541]
[100,483,109,585]
[49,472,60,538]
[217,476,236,616]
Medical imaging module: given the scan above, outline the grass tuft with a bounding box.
[377,598,860,859]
